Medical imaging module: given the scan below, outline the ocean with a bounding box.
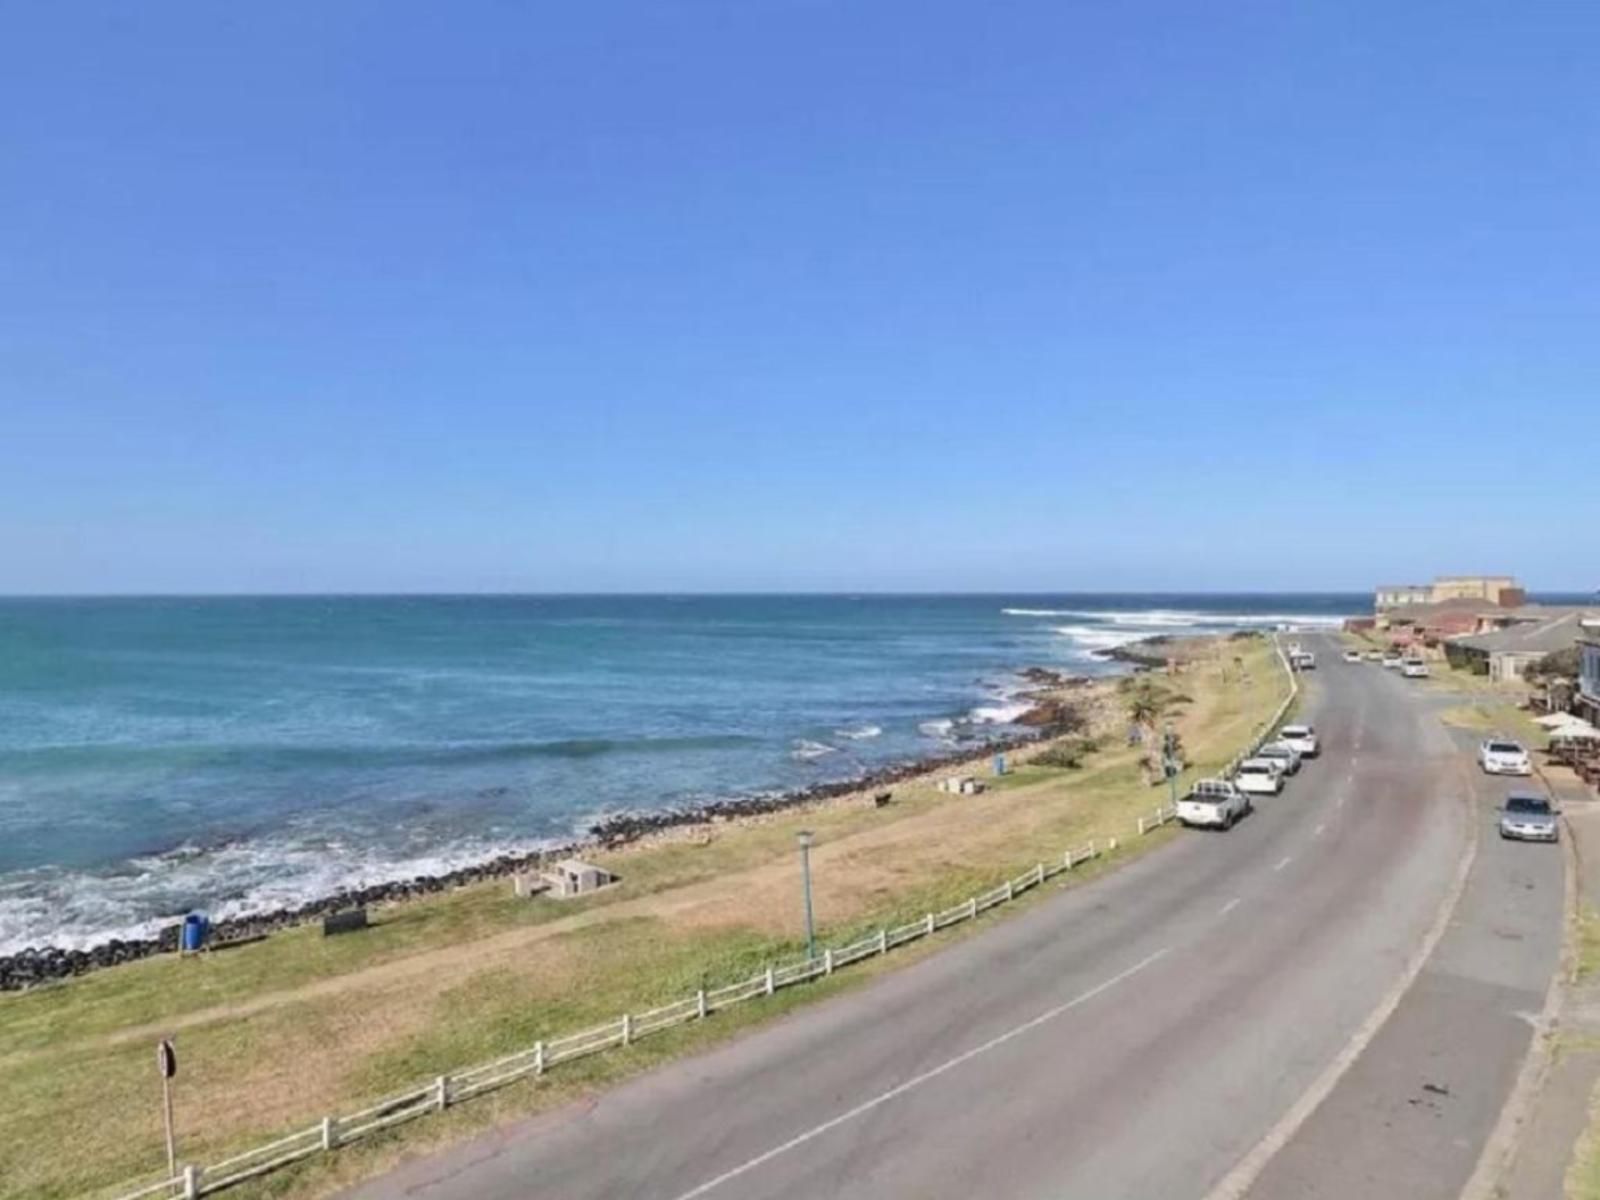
[0,594,1360,953]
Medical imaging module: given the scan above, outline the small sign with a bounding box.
[158,1039,177,1079]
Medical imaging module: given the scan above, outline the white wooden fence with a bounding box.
[104,638,1298,1200]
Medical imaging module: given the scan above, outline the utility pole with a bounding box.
[797,830,816,962]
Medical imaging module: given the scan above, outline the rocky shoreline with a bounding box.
[0,691,1103,993]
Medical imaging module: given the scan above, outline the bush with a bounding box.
[1034,737,1101,769]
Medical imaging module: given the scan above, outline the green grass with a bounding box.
[1,640,1289,1200]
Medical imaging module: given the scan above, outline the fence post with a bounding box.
[765,965,776,995]
[1138,817,1147,835]
[967,896,978,919]
[1004,879,1013,902]
[1109,836,1119,852]
[435,1074,450,1111]
[534,1040,545,1075]
[1088,840,1096,857]
[877,928,888,954]
[823,948,834,975]
[182,1165,200,1200]
[696,988,708,1020]
[925,912,935,935]
[621,1013,633,1046]
[1064,849,1074,870]
[1034,863,1044,885]
[320,1115,338,1151]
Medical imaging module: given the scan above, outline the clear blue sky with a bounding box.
[3,2,1597,594]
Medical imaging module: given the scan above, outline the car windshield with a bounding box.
[1489,742,1523,755]
[1506,797,1551,815]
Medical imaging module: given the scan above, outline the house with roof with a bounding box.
[1446,610,1600,683]
[1579,635,1600,725]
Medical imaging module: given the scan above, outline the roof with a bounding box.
[1452,611,1600,656]
[552,858,610,874]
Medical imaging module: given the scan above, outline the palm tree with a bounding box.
[1126,686,1166,784]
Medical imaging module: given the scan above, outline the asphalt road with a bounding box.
[345,636,1561,1200]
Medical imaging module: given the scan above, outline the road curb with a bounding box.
[1200,748,1481,1200]
[1461,777,1585,1200]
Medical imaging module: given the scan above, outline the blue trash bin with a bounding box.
[181,913,209,953]
[994,753,1008,776]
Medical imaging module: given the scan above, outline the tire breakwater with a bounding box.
[0,711,1086,992]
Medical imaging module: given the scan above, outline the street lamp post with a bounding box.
[797,830,816,962]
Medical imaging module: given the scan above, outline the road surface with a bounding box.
[344,636,1562,1200]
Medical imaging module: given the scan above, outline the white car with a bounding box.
[1278,723,1320,758]
[1235,759,1285,795]
[1177,779,1252,830]
[1479,738,1532,776]
[1382,653,1404,669]
[1342,649,1362,663]
[1401,659,1430,678]
[1255,740,1303,775]
[1290,650,1317,671]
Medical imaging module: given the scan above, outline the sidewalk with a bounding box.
[1495,768,1600,1200]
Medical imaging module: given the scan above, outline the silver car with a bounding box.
[1499,793,1559,842]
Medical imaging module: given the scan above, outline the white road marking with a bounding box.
[1273,856,1293,872]
[1220,897,1242,916]
[666,947,1172,1200]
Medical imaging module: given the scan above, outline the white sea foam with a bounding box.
[790,739,838,761]
[0,832,564,957]
[918,718,956,738]
[833,725,882,741]
[969,701,1034,725]
[1051,624,1150,652]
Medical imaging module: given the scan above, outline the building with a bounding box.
[1378,598,1487,645]
[1431,575,1526,607]
[542,858,617,900]
[1374,575,1526,612]
[1375,584,1431,610]
[1579,637,1600,725]
[1445,610,1599,683]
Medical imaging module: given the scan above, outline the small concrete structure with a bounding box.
[542,858,618,900]
[939,775,985,796]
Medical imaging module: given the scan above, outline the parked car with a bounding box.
[1235,759,1286,795]
[1278,723,1320,758]
[1364,650,1384,662]
[1401,659,1430,678]
[1177,779,1251,829]
[1290,650,1317,671]
[1255,740,1303,775]
[1479,738,1532,776]
[1342,649,1362,663]
[1499,792,1559,842]
[1382,653,1404,669]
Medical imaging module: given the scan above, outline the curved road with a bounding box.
[346,636,1562,1200]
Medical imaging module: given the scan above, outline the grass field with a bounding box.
[0,637,1290,1200]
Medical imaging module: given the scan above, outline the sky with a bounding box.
[2,1,1597,594]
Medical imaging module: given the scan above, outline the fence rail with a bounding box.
[106,636,1297,1200]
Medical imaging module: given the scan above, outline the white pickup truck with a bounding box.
[1177,779,1252,830]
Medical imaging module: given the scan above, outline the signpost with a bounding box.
[157,1039,177,1176]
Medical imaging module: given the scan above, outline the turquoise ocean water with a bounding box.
[0,594,1360,952]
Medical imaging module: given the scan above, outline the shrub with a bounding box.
[1035,737,1101,769]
